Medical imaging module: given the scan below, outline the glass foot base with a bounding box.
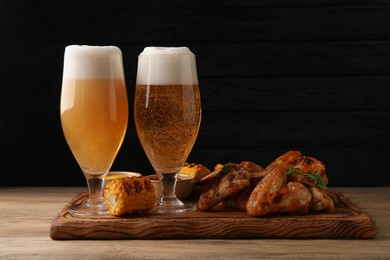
[150,198,197,214]
[67,198,109,217]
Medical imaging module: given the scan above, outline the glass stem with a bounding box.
[160,172,178,200]
[84,173,105,207]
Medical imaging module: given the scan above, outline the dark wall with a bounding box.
[1,0,389,187]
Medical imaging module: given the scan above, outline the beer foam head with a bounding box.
[62,45,124,79]
[136,46,198,85]
[140,46,193,56]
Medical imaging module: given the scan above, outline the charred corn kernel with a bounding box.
[103,176,156,216]
[180,162,212,182]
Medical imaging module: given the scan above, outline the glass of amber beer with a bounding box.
[60,45,128,216]
[134,47,201,214]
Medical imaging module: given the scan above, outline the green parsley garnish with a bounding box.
[221,164,232,174]
[287,167,328,189]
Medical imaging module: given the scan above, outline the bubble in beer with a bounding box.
[63,45,124,80]
[136,46,198,85]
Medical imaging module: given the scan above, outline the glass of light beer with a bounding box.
[134,47,201,214]
[60,45,128,216]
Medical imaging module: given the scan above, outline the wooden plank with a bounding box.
[2,42,390,79]
[3,0,390,10]
[194,42,390,78]
[3,4,390,44]
[49,191,378,239]
[2,146,388,187]
[0,187,388,258]
[194,111,390,147]
[93,0,390,8]
[114,6,390,43]
[199,76,390,111]
[4,109,389,148]
[2,76,389,112]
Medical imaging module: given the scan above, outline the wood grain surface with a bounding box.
[1,187,389,259]
[50,190,377,240]
[1,0,390,187]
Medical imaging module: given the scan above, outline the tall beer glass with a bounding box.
[60,45,128,216]
[134,47,201,214]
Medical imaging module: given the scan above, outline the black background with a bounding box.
[1,0,389,187]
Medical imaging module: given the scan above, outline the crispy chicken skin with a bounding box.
[197,163,251,211]
[246,151,302,216]
[196,151,334,217]
[247,150,332,217]
[220,161,266,211]
[240,161,267,184]
[308,186,334,212]
[196,161,265,188]
[261,150,328,187]
[288,154,329,186]
[222,191,250,211]
[239,161,265,174]
[269,182,312,215]
[246,165,287,216]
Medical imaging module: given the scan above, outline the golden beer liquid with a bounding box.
[134,84,201,174]
[61,79,128,175]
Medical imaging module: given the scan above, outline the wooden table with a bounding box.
[0,187,389,259]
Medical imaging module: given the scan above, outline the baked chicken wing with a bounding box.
[247,150,333,217]
[197,163,251,211]
[196,150,334,217]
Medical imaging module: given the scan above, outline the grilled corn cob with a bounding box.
[103,176,156,216]
[180,162,211,182]
[180,163,212,197]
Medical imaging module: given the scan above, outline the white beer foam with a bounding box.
[62,45,124,79]
[137,47,198,85]
[140,46,193,55]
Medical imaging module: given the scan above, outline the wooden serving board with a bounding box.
[50,191,377,240]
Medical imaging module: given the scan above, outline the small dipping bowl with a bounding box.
[103,171,142,188]
[147,174,194,201]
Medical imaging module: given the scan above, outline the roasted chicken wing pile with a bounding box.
[197,150,334,217]
[197,163,251,211]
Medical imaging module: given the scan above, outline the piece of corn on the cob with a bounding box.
[103,176,156,216]
[180,162,211,182]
